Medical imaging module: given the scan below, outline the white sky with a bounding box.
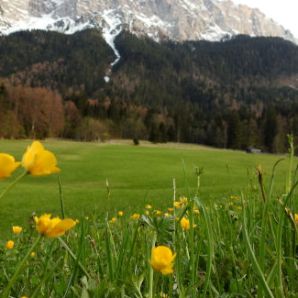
[232,0,298,37]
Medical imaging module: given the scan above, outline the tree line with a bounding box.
[1,30,298,152]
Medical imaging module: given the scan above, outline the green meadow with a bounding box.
[1,139,298,297]
[0,139,291,234]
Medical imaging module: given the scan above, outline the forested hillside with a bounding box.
[1,29,298,152]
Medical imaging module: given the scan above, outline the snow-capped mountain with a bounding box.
[0,0,296,44]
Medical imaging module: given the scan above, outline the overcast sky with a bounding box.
[232,0,298,37]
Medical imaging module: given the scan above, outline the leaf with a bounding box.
[81,288,90,298]
[80,276,90,298]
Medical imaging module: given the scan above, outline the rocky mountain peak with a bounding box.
[0,0,296,44]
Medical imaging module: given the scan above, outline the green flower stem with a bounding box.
[58,175,65,219]
[0,171,27,201]
[195,198,214,296]
[2,235,41,298]
[189,198,195,298]
[173,178,176,247]
[58,237,91,280]
[275,182,298,298]
[241,196,274,298]
[286,134,294,194]
[148,232,157,298]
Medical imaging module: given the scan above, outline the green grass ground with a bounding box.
[0,139,291,235]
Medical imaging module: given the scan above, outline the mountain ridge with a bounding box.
[0,0,296,45]
[1,29,298,151]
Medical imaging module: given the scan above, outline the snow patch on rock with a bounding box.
[101,9,122,67]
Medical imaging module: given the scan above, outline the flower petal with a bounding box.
[0,153,20,178]
[46,219,77,238]
[150,246,175,275]
[35,214,52,234]
[29,149,60,176]
[22,141,44,170]
[160,266,174,275]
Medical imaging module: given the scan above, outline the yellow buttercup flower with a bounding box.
[167,208,174,213]
[12,226,23,234]
[0,153,20,179]
[180,217,190,231]
[150,245,176,275]
[34,214,76,238]
[174,201,181,208]
[31,251,36,258]
[193,208,200,215]
[145,204,152,209]
[230,195,240,200]
[131,213,141,220]
[5,240,14,250]
[118,211,124,217]
[110,217,117,223]
[179,196,188,205]
[22,141,60,176]
[154,210,162,216]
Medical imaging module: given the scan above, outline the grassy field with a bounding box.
[1,139,297,297]
[0,139,292,234]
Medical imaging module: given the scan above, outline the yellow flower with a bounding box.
[150,246,176,275]
[174,201,181,208]
[180,217,190,231]
[145,210,150,216]
[0,153,20,179]
[145,204,152,209]
[22,141,60,176]
[20,296,28,298]
[179,196,188,205]
[167,208,174,213]
[5,240,14,249]
[164,213,170,218]
[154,210,162,216]
[31,251,36,257]
[34,214,76,238]
[12,226,23,234]
[118,211,124,217]
[193,208,200,215]
[131,213,140,220]
[109,217,117,223]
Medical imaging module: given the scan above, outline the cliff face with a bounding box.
[0,0,296,44]
[28,0,78,18]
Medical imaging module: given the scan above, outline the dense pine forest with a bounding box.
[1,29,298,152]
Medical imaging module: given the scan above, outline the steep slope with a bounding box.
[0,29,114,94]
[0,0,296,44]
[1,30,298,151]
[1,30,298,93]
